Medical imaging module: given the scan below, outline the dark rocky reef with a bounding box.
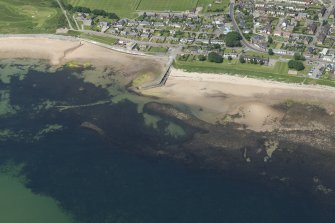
[142,101,335,205]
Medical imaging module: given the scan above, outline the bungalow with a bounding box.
[322,55,334,62]
[153,22,165,27]
[116,19,128,27]
[195,39,210,44]
[317,33,327,45]
[127,20,138,26]
[166,36,179,42]
[120,30,128,36]
[99,21,109,27]
[140,33,151,39]
[307,47,315,55]
[151,36,165,42]
[139,21,151,26]
[282,31,292,38]
[170,23,182,28]
[251,35,266,44]
[83,19,93,26]
[126,42,137,50]
[319,6,327,17]
[307,22,317,35]
[274,29,282,37]
[223,53,238,59]
[210,39,224,45]
[320,48,328,56]
[320,24,330,34]
[330,8,335,19]
[297,13,308,20]
[243,55,270,65]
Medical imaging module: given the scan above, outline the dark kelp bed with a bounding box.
[0,59,335,223]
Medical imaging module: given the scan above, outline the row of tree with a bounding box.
[198,52,270,65]
[224,32,242,47]
[62,2,119,20]
[198,52,224,63]
[288,53,305,71]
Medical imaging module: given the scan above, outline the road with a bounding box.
[229,1,266,53]
[72,15,81,30]
[55,0,74,30]
[79,30,182,48]
[310,5,333,47]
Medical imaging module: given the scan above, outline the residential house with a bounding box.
[317,33,327,45]
[319,6,327,17]
[139,20,151,26]
[243,55,270,65]
[223,53,239,59]
[307,22,317,34]
[329,7,335,19]
[83,19,93,26]
[320,24,330,34]
[296,13,308,20]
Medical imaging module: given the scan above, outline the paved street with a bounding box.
[229,1,266,53]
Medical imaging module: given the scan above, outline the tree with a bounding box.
[198,55,207,61]
[208,52,223,63]
[288,60,305,71]
[268,48,274,55]
[225,31,242,47]
[268,36,273,44]
[239,55,246,63]
[228,56,233,61]
[294,52,305,61]
[213,43,221,49]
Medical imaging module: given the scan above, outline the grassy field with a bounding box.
[66,0,221,17]
[0,0,66,34]
[137,0,198,11]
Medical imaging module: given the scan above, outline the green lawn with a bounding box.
[174,59,308,83]
[174,59,335,87]
[64,31,117,45]
[0,0,66,34]
[148,46,168,53]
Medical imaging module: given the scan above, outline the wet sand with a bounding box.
[143,68,335,131]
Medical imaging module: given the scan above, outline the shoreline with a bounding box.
[143,68,335,131]
[1,36,335,132]
[0,36,166,83]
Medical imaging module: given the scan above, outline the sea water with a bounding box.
[0,59,334,223]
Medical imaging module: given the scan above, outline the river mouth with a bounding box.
[0,59,335,223]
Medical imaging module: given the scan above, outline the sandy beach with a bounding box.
[0,37,164,80]
[143,68,335,131]
[1,37,335,132]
